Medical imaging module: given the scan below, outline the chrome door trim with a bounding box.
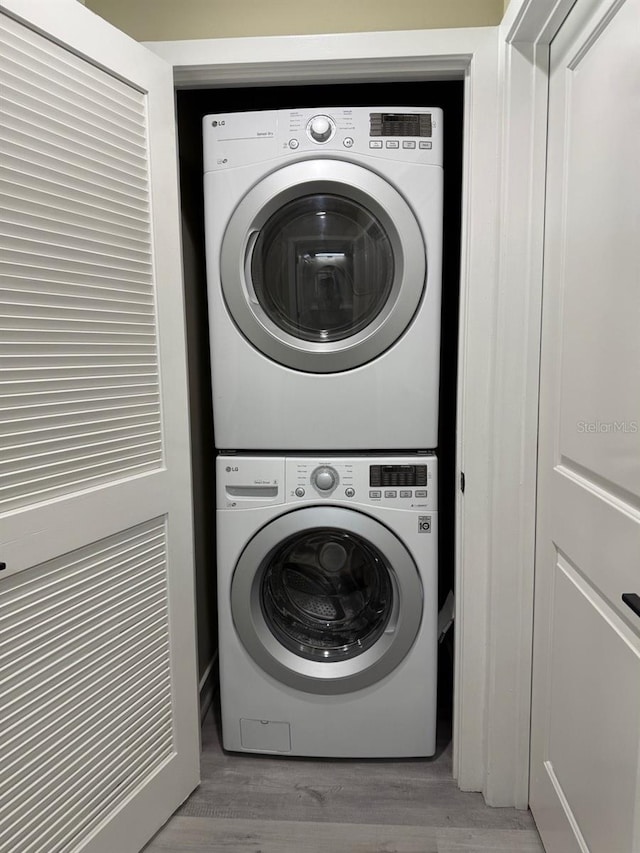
[220,159,426,373]
[230,506,424,695]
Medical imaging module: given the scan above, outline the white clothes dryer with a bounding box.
[203,107,443,450]
[216,453,438,758]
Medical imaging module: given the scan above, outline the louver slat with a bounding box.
[0,519,174,853]
[0,39,145,131]
[1,139,149,204]
[0,43,145,134]
[0,12,163,513]
[1,174,151,227]
[0,286,153,309]
[2,215,152,256]
[0,107,148,181]
[0,76,150,158]
[2,181,153,238]
[1,220,152,261]
[3,200,153,250]
[1,18,143,112]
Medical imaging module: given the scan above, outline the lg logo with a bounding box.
[225,466,239,473]
[211,119,226,127]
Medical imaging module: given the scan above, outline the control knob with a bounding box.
[312,466,338,492]
[307,115,334,143]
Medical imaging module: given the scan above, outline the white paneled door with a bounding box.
[530,0,640,851]
[0,2,200,852]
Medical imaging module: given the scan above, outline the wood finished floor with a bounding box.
[146,708,544,853]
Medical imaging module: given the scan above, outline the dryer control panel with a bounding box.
[217,455,437,511]
[203,106,443,171]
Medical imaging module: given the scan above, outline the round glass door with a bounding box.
[230,507,423,695]
[220,159,426,373]
[251,194,394,344]
[261,528,394,662]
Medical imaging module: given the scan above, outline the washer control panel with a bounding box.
[286,455,436,510]
[217,455,437,510]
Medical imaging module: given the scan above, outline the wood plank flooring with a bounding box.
[145,708,544,853]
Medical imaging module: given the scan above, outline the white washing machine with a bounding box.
[203,107,443,450]
[216,453,438,757]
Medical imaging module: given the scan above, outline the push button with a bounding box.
[384,490,397,498]
[402,141,416,149]
[419,141,432,150]
[415,490,428,497]
[345,487,355,498]
[369,490,381,498]
[386,140,399,149]
[289,138,299,149]
[295,487,305,497]
[400,490,412,498]
[343,137,354,148]
[369,140,383,149]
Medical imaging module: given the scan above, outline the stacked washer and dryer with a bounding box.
[203,107,443,757]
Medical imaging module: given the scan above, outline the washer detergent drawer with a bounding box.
[240,718,291,752]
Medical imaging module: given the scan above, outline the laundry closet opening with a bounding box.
[176,79,463,742]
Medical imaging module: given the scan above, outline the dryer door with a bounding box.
[220,159,426,373]
[230,506,423,694]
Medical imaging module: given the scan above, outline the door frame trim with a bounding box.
[149,25,501,796]
[146,3,572,804]
[487,0,578,807]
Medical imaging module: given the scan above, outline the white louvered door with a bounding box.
[0,2,200,852]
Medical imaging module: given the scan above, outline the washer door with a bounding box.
[220,159,426,373]
[231,507,423,694]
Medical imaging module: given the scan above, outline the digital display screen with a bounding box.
[369,112,432,138]
[370,465,428,487]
